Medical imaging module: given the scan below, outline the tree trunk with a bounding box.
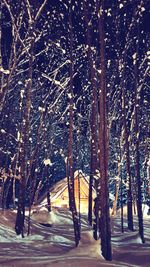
[119,143,124,233]
[134,40,144,242]
[97,0,112,261]
[45,165,51,213]
[66,158,71,210]
[0,1,3,91]
[68,2,80,247]
[120,166,124,233]
[93,196,99,240]
[78,170,81,239]
[112,159,121,216]
[83,0,98,226]
[33,180,42,205]
[122,86,134,231]
[147,161,150,214]
[15,31,33,237]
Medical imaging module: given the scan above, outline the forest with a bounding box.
[0,0,149,266]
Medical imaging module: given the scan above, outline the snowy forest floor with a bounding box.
[0,205,149,267]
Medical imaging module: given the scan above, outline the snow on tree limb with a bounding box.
[35,0,47,22]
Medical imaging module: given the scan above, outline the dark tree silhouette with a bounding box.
[97,0,112,261]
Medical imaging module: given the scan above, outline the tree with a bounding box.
[83,0,99,226]
[97,0,112,261]
[133,26,145,242]
[14,0,47,237]
[122,76,134,232]
[67,1,80,247]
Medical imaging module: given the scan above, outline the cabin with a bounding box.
[40,171,96,213]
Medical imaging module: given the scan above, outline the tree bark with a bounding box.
[112,159,121,216]
[122,86,134,231]
[97,0,112,261]
[83,0,98,226]
[134,38,144,242]
[120,143,124,233]
[45,165,51,213]
[15,27,33,237]
[67,2,80,247]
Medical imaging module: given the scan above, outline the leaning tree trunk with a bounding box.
[67,2,80,247]
[97,0,112,261]
[133,38,145,242]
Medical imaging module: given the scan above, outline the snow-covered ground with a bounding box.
[0,205,149,267]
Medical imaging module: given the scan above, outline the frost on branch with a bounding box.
[0,67,10,75]
[43,159,52,166]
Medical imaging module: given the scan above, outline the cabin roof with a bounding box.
[37,170,95,205]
